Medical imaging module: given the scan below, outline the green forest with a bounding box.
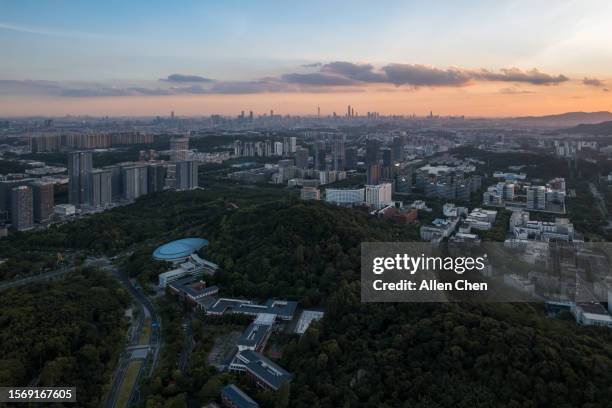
[0,268,130,407]
[2,183,612,407]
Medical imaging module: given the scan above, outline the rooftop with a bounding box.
[152,237,208,261]
[221,384,259,408]
[239,350,293,390]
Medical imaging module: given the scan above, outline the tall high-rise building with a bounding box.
[0,179,34,221]
[294,147,309,169]
[104,165,122,198]
[289,136,297,153]
[121,164,148,201]
[365,139,381,165]
[366,163,381,185]
[392,136,404,163]
[148,163,167,193]
[382,148,394,167]
[345,147,357,170]
[274,141,283,156]
[170,137,190,161]
[314,141,326,171]
[11,185,33,231]
[68,151,93,207]
[89,169,112,208]
[331,134,346,171]
[175,161,198,191]
[31,181,54,222]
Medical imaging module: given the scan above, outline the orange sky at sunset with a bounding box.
[2,80,610,118]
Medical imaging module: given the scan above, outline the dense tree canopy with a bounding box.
[0,268,130,407]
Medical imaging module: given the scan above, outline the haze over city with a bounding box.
[2,0,612,117]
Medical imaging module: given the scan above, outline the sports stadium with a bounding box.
[152,237,209,263]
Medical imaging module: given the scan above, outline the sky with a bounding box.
[1,0,612,117]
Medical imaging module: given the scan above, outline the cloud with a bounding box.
[161,74,214,83]
[474,68,569,85]
[0,21,119,39]
[301,62,323,68]
[321,61,388,82]
[498,87,534,95]
[583,77,605,87]
[381,64,472,86]
[281,72,356,86]
[0,63,572,98]
[207,80,295,94]
[282,63,569,88]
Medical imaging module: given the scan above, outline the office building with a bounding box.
[68,151,93,207]
[527,186,547,210]
[11,185,33,231]
[176,160,199,190]
[31,181,54,222]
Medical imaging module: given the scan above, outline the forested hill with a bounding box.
[567,120,612,135]
[3,187,612,407]
[204,200,420,307]
[184,199,612,407]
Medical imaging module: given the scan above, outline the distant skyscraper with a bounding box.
[365,139,381,165]
[331,134,346,171]
[31,181,54,222]
[382,148,393,167]
[89,169,112,208]
[314,141,326,170]
[345,147,357,170]
[68,151,93,207]
[392,136,404,163]
[294,147,309,169]
[11,185,33,231]
[175,161,198,191]
[170,137,190,161]
[367,163,381,185]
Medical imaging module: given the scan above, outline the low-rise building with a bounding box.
[221,384,259,408]
[300,187,320,200]
[572,303,612,328]
[230,350,293,392]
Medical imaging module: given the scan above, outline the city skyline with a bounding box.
[2,0,612,116]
